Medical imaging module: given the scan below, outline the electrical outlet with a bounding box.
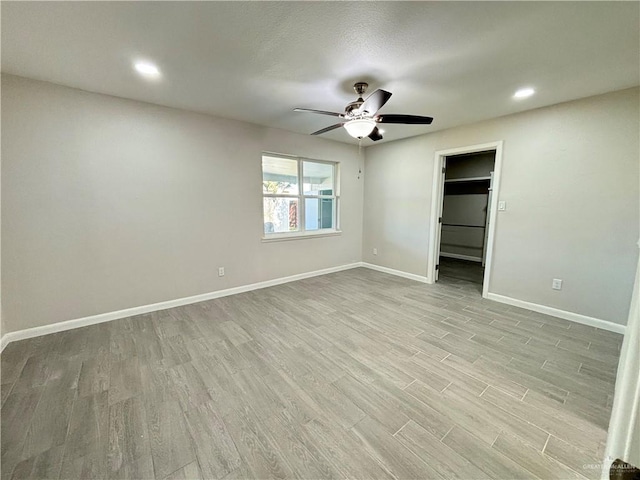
[218,267,225,277]
[552,278,562,290]
[373,248,378,255]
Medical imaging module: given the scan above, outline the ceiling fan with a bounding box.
[294,82,433,141]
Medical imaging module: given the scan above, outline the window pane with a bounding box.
[303,161,333,196]
[262,156,299,194]
[263,197,299,234]
[304,198,334,231]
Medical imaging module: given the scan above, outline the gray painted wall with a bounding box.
[1,75,364,333]
[363,88,639,326]
[2,75,638,333]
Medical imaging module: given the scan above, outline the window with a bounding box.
[262,153,339,238]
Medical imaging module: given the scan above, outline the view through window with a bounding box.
[262,154,339,236]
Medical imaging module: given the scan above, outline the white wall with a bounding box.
[363,88,639,326]
[603,251,640,477]
[1,75,364,333]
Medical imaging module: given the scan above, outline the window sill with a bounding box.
[261,230,342,243]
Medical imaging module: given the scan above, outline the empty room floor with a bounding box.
[439,257,485,286]
[0,268,622,480]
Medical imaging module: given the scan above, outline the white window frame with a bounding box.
[261,152,341,241]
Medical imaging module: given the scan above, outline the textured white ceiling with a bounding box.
[2,2,638,145]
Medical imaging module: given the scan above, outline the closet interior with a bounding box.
[439,150,496,284]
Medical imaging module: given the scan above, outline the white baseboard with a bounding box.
[0,262,362,351]
[361,262,428,283]
[1,262,625,351]
[440,252,483,263]
[486,292,626,335]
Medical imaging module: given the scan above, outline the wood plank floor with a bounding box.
[438,257,485,285]
[1,268,622,479]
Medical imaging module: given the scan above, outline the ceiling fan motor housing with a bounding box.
[346,100,363,115]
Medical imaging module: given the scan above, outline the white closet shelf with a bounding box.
[444,176,492,183]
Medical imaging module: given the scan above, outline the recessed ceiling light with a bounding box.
[378,128,385,134]
[134,61,160,77]
[514,87,535,99]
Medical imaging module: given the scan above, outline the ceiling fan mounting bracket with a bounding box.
[353,82,368,97]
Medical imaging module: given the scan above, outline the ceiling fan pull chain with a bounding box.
[358,138,363,179]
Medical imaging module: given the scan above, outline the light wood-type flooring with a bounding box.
[438,257,485,286]
[1,268,622,479]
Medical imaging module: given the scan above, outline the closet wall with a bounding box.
[440,151,495,262]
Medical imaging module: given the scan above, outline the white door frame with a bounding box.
[426,141,504,298]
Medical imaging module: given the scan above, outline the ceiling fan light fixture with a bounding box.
[344,118,376,138]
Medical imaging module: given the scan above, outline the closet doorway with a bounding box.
[440,151,494,287]
[427,141,504,298]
